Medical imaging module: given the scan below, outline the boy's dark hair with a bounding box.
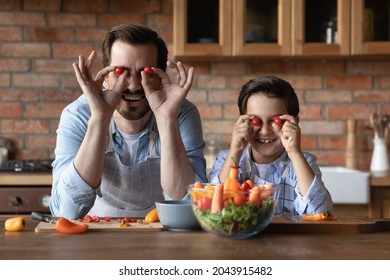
[238,76,300,116]
[102,24,168,71]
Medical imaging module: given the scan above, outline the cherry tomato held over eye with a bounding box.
[274,116,283,126]
[114,66,124,75]
[144,66,153,75]
[251,117,260,126]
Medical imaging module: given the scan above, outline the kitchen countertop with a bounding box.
[0,172,52,185]
[371,171,390,186]
[1,215,390,260]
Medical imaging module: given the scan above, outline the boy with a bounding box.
[209,76,333,215]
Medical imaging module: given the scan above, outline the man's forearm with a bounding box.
[157,117,195,199]
[73,117,110,188]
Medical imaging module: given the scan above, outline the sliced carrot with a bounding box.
[249,187,261,206]
[211,184,224,214]
[233,192,246,206]
[55,217,89,234]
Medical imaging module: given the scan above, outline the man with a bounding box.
[50,24,207,219]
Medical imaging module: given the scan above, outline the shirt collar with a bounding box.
[111,115,156,142]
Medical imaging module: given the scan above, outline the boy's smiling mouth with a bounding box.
[258,138,277,144]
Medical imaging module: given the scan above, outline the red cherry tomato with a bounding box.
[84,215,93,223]
[103,216,111,222]
[239,182,251,192]
[274,116,283,125]
[144,66,153,75]
[92,215,100,223]
[197,197,212,210]
[124,216,137,223]
[245,179,255,189]
[114,66,124,75]
[251,117,260,126]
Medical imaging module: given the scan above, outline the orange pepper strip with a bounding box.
[55,217,89,234]
[194,181,203,188]
[301,212,334,221]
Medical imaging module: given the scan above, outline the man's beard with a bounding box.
[116,102,151,121]
[116,88,152,120]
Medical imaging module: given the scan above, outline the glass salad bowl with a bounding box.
[187,182,280,239]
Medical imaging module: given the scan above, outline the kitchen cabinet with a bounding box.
[351,0,390,55]
[173,0,289,57]
[369,172,390,219]
[291,0,351,56]
[173,0,233,57]
[173,0,390,58]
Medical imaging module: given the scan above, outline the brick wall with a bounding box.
[1,0,389,171]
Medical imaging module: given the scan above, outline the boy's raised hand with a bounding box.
[230,115,258,153]
[273,115,302,154]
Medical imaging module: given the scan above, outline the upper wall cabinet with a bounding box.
[173,0,390,58]
[291,0,351,56]
[351,0,390,55]
[173,0,233,57]
[173,0,290,58]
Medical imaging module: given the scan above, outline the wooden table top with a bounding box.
[1,215,390,260]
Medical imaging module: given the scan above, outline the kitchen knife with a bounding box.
[31,211,58,224]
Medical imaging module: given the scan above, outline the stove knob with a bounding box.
[10,196,23,206]
[40,195,51,208]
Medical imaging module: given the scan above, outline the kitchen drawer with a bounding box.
[0,187,51,214]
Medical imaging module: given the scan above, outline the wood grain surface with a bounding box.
[265,215,390,234]
[33,215,390,234]
[35,220,164,233]
[2,215,390,260]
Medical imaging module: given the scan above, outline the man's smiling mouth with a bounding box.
[122,94,144,102]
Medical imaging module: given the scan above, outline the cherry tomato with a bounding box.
[274,116,283,125]
[197,197,212,210]
[144,66,153,75]
[245,179,255,189]
[124,216,137,223]
[251,117,260,126]
[114,66,124,75]
[84,214,93,223]
[239,182,251,192]
[103,216,111,222]
[92,215,100,223]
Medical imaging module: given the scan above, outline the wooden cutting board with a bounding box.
[35,220,164,233]
[264,215,390,234]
